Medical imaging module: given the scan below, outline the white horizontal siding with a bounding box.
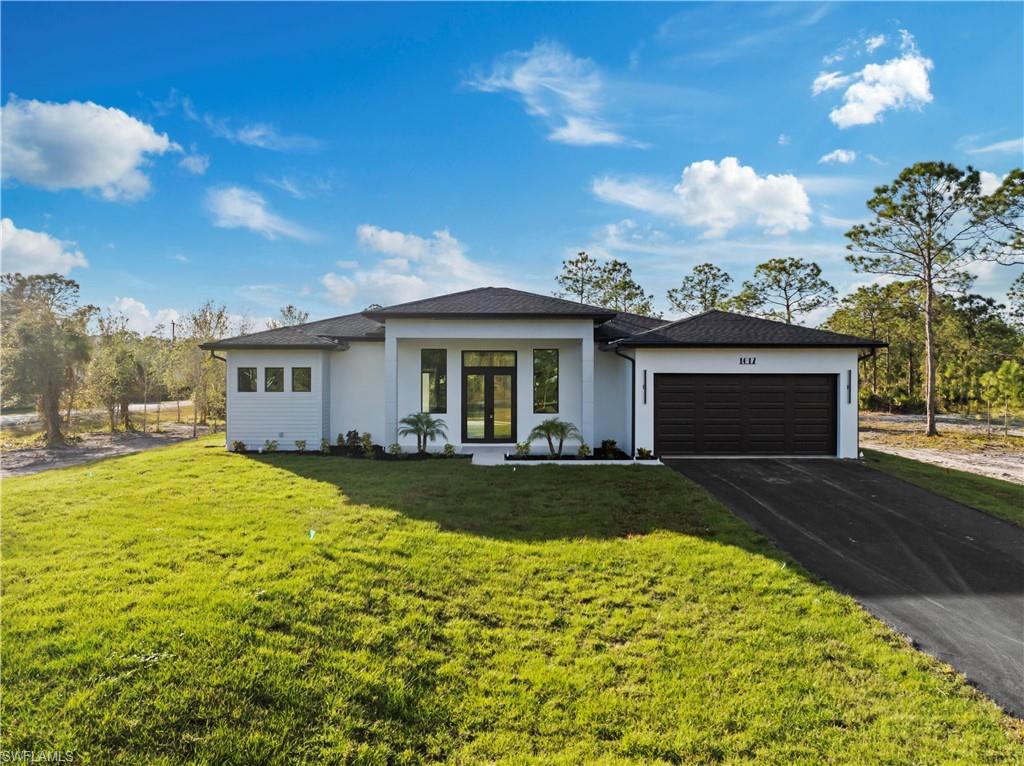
[225,349,327,450]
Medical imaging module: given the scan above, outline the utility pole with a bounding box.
[172,320,181,423]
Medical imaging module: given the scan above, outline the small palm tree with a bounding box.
[398,412,448,453]
[527,417,581,457]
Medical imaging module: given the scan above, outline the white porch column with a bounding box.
[384,331,398,444]
[580,337,595,446]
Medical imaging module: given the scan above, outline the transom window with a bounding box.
[292,367,312,393]
[462,350,516,367]
[533,349,559,413]
[264,367,284,393]
[420,349,447,413]
[237,367,257,392]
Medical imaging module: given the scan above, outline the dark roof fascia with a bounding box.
[611,340,889,349]
[199,340,348,351]
[362,311,615,321]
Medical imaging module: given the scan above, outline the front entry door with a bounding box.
[463,368,516,443]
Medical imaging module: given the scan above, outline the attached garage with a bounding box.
[609,310,886,460]
[653,373,837,456]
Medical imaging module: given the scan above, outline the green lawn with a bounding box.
[3,438,1021,764]
[863,448,1024,527]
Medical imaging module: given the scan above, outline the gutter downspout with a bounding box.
[613,345,636,457]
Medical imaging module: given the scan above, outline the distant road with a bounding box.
[1,400,192,429]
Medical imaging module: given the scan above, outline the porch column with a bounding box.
[384,332,398,444]
[580,337,595,446]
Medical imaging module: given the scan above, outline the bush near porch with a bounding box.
[2,437,1020,763]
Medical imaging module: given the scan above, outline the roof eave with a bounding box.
[612,340,889,349]
[362,311,615,321]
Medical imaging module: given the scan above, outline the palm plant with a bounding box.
[398,412,448,453]
[527,417,581,457]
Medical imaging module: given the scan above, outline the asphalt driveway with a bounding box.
[667,458,1024,718]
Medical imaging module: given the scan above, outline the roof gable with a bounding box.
[612,310,885,348]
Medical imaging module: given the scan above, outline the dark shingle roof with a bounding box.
[595,311,667,341]
[363,287,616,320]
[612,310,886,348]
[199,312,383,350]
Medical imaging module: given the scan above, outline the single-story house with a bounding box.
[201,286,884,458]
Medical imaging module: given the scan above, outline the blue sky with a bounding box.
[2,2,1022,332]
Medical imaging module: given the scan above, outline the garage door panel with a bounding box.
[654,373,836,456]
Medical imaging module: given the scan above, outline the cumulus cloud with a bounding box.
[179,145,209,175]
[108,296,179,335]
[322,226,502,307]
[819,149,857,164]
[819,31,933,128]
[467,40,634,147]
[1,218,88,275]
[593,157,811,238]
[1,96,178,200]
[205,186,314,241]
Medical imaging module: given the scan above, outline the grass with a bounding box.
[3,438,1021,764]
[863,448,1024,527]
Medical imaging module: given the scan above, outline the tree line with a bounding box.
[0,280,308,447]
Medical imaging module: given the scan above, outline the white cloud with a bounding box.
[822,31,934,128]
[203,115,321,152]
[979,171,1004,196]
[966,137,1024,156]
[179,145,209,175]
[467,40,634,147]
[108,296,179,335]
[819,213,864,229]
[1,96,178,201]
[777,133,790,146]
[818,149,857,164]
[322,226,503,307]
[864,34,887,53]
[1,218,88,275]
[812,71,852,95]
[593,157,811,238]
[205,186,314,242]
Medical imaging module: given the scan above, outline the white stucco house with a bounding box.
[202,287,884,459]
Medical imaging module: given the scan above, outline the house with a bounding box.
[201,287,884,458]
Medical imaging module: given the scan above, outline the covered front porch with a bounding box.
[382,318,597,451]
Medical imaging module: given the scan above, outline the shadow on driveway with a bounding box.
[666,458,1024,718]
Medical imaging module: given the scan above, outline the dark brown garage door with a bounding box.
[654,373,837,456]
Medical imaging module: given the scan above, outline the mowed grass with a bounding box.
[3,438,1021,764]
[863,448,1024,527]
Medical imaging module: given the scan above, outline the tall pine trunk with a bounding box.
[923,279,938,436]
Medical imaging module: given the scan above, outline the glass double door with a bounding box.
[463,368,516,442]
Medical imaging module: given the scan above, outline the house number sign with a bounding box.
[739,357,756,365]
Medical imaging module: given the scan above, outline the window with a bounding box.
[265,367,284,392]
[421,349,447,413]
[292,367,312,393]
[462,350,516,367]
[533,349,558,413]
[238,367,257,392]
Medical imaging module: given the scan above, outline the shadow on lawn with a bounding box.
[245,452,781,553]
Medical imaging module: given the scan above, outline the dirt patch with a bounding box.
[860,412,1023,485]
[0,422,216,478]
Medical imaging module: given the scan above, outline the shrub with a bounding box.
[320,438,331,454]
[345,430,362,449]
[514,441,531,457]
[578,441,592,458]
[231,440,247,453]
[527,417,581,457]
[336,433,345,447]
[397,413,448,453]
[600,439,617,452]
[443,443,456,458]
[387,442,402,456]
[360,432,374,458]
[263,439,278,453]
[294,439,306,454]
[636,447,653,460]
